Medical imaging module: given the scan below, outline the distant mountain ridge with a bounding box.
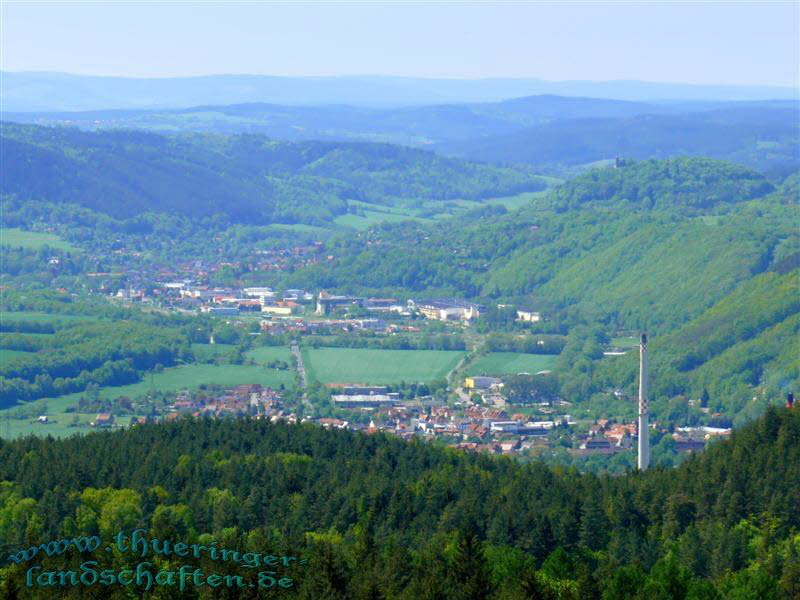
[2,70,797,112]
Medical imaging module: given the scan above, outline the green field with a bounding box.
[0,412,106,439]
[245,345,292,364]
[611,336,640,349]
[0,228,78,251]
[302,347,464,384]
[1,331,54,338]
[334,209,420,229]
[478,190,550,211]
[191,342,237,361]
[0,348,34,364]
[469,352,558,376]
[0,311,100,325]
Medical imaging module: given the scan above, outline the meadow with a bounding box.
[0,349,34,364]
[468,352,558,376]
[332,190,554,230]
[245,345,293,364]
[0,412,102,439]
[191,342,237,361]
[0,227,78,251]
[302,347,464,384]
[0,311,100,324]
[611,336,640,349]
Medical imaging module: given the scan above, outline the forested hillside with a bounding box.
[3,95,658,144]
[7,95,797,182]
[280,159,793,314]
[439,107,799,177]
[0,123,545,225]
[1,407,798,598]
[273,159,798,418]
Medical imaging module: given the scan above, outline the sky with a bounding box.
[1,1,798,87]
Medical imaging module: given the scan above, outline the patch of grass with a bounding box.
[0,311,100,325]
[334,210,420,230]
[0,228,78,251]
[302,347,463,384]
[483,190,549,211]
[191,343,237,361]
[0,413,104,439]
[611,337,640,349]
[262,223,328,233]
[469,352,558,376]
[0,348,34,364]
[245,346,292,364]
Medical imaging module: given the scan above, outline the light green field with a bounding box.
[302,347,464,384]
[191,343,237,361]
[262,223,329,233]
[0,363,296,418]
[611,337,640,349]
[469,352,558,376]
[0,311,100,324]
[0,228,78,251]
[335,190,555,230]
[478,190,550,211]
[0,413,105,439]
[334,210,419,229]
[0,331,54,338]
[245,346,292,364]
[0,348,34,364]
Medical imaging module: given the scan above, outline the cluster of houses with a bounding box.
[574,419,732,455]
[76,382,733,460]
[86,385,286,428]
[260,317,392,335]
[312,399,574,457]
[108,271,550,333]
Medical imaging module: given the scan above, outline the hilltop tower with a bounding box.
[638,333,650,470]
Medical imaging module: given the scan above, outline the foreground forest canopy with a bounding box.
[0,407,798,598]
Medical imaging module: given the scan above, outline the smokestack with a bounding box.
[638,333,649,470]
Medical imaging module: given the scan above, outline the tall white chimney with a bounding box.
[638,333,650,470]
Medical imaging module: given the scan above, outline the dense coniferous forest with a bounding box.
[0,408,798,598]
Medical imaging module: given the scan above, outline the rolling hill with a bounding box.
[0,122,545,225]
[438,107,800,177]
[271,158,798,415]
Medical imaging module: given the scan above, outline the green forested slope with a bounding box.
[0,122,544,225]
[284,159,794,327]
[440,109,799,177]
[597,268,800,422]
[0,408,798,598]
[276,159,798,416]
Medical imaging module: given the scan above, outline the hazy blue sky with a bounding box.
[2,1,798,86]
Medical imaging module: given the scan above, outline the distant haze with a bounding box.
[1,72,798,113]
